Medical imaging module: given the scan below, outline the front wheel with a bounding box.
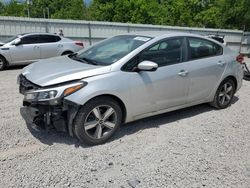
[74,97,122,145]
[0,56,7,71]
[210,79,236,109]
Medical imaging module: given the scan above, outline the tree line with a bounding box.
[0,0,249,31]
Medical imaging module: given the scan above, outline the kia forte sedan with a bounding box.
[18,32,244,145]
[0,33,84,70]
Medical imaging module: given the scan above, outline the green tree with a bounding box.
[0,2,4,15]
[51,0,87,20]
[113,0,162,24]
[219,0,250,30]
[28,0,51,18]
[1,0,26,17]
[0,0,249,31]
[88,0,116,21]
[89,0,164,24]
[29,0,87,20]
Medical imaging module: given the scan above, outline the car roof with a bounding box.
[19,33,61,37]
[122,31,223,46]
[124,31,204,38]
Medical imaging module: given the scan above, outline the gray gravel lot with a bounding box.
[0,66,250,188]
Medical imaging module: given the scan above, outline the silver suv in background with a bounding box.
[0,33,84,70]
[18,32,244,145]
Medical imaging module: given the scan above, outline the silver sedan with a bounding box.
[0,33,84,70]
[19,32,244,145]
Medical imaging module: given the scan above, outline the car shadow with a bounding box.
[4,65,27,71]
[22,96,239,148]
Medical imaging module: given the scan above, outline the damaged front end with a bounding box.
[18,74,86,136]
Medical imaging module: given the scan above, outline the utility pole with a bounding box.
[47,7,50,19]
[27,0,31,18]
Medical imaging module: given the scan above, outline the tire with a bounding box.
[74,97,123,145]
[0,56,7,71]
[210,79,236,109]
[61,51,73,56]
[243,71,250,81]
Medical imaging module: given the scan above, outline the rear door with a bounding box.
[186,37,226,103]
[38,35,62,59]
[9,35,41,63]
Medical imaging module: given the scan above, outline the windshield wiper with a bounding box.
[68,52,77,57]
[70,56,88,64]
[69,53,98,65]
[81,57,98,65]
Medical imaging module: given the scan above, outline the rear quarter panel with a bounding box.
[208,48,243,101]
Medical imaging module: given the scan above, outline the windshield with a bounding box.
[74,35,152,66]
[3,35,19,44]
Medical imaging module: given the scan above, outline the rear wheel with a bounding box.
[210,79,236,109]
[74,97,122,145]
[0,56,7,71]
[61,51,73,56]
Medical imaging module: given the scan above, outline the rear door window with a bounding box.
[188,37,223,60]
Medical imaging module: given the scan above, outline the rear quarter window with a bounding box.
[188,37,223,60]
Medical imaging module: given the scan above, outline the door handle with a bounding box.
[58,44,63,47]
[33,46,39,49]
[217,61,226,66]
[178,70,189,77]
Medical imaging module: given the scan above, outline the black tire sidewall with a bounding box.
[243,71,250,81]
[0,56,6,70]
[74,97,122,145]
[61,51,73,56]
[214,79,236,109]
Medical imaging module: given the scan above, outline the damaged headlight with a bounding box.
[24,82,86,102]
[25,90,58,100]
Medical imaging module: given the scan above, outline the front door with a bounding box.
[9,35,41,63]
[126,37,190,116]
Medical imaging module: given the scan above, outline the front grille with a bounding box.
[19,74,40,94]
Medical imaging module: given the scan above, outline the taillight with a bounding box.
[236,54,244,64]
[75,41,84,48]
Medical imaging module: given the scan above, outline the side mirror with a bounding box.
[13,38,21,46]
[137,61,158,71]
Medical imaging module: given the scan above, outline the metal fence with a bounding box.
[0,16,250,55]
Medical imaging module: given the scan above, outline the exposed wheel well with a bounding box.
[224,76,237,91]
[61,51,73,56]
[86,94,127,124]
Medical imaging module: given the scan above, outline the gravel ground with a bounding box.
[0,65,250,188]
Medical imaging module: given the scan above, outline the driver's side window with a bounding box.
[140,38,184,67]
[20,35,39,45]
[123,37,184,71]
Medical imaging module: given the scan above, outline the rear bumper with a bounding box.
[236,65,244,92]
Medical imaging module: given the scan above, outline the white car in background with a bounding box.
[0,33,84,70]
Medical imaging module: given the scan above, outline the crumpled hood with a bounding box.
[22,56,111,87]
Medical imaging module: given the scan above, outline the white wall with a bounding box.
[0,16,249,55]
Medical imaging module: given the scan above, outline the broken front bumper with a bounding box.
[20,99,80,137]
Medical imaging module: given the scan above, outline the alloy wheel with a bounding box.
[84,105,117,139]
[218,82,233,105]
[0,58,3,69]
